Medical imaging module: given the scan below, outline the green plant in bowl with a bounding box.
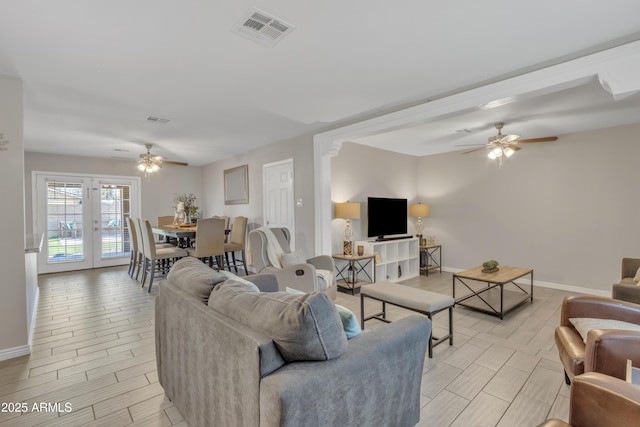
[482,260,499,271]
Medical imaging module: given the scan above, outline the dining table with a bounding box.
[152,224,197,247]
[152,224,230,248]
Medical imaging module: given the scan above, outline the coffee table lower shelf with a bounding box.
[455,287,531,319]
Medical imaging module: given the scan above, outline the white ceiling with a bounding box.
[2,0,640,166]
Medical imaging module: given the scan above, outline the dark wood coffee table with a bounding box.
[453,265,533,319]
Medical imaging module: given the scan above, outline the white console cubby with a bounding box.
[356,237,419,282]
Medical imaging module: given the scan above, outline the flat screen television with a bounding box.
[367,197,408,240]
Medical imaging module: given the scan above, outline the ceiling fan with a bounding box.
[460,122,558,164]
[138,143,188,175]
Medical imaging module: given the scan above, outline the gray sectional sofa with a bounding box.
[155,257,431,427]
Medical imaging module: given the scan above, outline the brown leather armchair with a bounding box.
[612,257,640,304]
[556,295,640,384]
[538,372,640,427]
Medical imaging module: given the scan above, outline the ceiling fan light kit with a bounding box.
[137,143,189,178]
[461,122,557,165]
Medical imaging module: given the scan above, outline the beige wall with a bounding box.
[330,142,418,253]
[201,133,317,258]
[414,123,640,292]
[24,152,203,235]
[0,75,28,356]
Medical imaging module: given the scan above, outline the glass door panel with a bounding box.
[35,173,139,273]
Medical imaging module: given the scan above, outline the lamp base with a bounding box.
[343,240,353,256]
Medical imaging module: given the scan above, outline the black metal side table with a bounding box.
[420,244,442,276]
[332,253,376,295]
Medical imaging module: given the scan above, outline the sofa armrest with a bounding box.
[538,372,640,427]
[622,258,640,280]
[612,283,640,304]
[306,255,335,272]
[560,296,640,327]
[259,316,430,427]
[585,329,640,380]
[249,273,279,293]
[260,264,318,293]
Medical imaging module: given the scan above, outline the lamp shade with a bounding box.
[409,203,430,218]
[335,202,361,220]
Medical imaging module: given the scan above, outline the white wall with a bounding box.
[201,133,317,258]
[330,142,418,254]
[415,123,640,292]
[0,75,29,359]
[24,152,203,235]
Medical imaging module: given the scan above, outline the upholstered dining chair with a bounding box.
[224,216,248,273]
[125,216,139,278]
[138,218,188,292]
[211,215,230,242]
[186,217,226,270]
[157,215,178,245]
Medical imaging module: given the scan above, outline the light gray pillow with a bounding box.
[167,257,227,303]
[280,250,307,267]
[569,317,640,344]
[209,281,347,362]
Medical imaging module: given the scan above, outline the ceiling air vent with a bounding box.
[232,8,295,47]
[145,115,171,124]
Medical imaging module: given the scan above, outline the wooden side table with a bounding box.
[420,244,442,276]
[332,254,376,295]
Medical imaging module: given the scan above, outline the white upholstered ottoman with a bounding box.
[360,281,454,358]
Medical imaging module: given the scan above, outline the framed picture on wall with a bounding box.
[224,164,249,205]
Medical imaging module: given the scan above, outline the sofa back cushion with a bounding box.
[167,257,227,303]
[209,281,347,362]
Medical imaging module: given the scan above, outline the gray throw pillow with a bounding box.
[209,281,347,362]
[167,257,227,303]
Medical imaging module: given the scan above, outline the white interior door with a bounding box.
[34,173,140,273]
[263,159,295,248]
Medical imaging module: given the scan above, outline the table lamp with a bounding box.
[409,203,430,238]
[335,202,361,255]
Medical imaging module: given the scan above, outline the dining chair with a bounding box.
[157,215,178,245]
[211,215,230,242]
[186,217,226,270]
[138,218,188,292]
[224,216,248,274]
[125,216,140,278]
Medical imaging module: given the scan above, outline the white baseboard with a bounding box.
[0,344,31,362]
[442,267,610,297]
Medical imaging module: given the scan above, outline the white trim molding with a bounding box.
[313,40,640,257]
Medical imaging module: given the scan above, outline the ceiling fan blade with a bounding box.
[499,134,520,144]
[517,136,558,143]
[160,160,189,166]
[461,146,490,154]
[505,144,522,151]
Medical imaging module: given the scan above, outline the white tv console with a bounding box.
[356,237,420,282]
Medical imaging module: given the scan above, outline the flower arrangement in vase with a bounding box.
[173,193,197,224]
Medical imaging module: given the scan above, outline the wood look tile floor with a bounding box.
[0,266,577,426]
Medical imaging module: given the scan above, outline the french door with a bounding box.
[34,173,140,273]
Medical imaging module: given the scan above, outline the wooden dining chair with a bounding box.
[186,217,226,270]
[224,216,248,274]
[138,218,188,292]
